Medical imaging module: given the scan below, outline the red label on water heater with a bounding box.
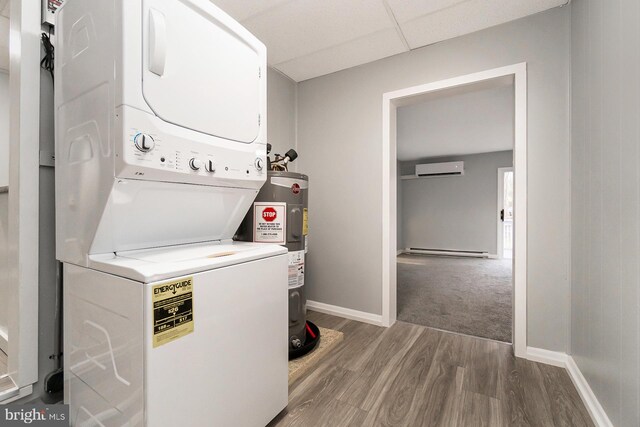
[254,202,286,244]
[291,183,301,194]
[262,207,277,222]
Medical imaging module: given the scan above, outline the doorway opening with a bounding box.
[382,63,528,357]
[395,82,515,343]
[498,167,514,259]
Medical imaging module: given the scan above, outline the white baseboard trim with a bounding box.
[0,385,33,404]
[306,300,384,326]
[526,347,612,427]
[526,346,568,367]
[565,356,614,427]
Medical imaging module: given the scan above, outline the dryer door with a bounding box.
[142,0,264,143]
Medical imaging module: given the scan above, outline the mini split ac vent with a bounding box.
[415,161,464,177]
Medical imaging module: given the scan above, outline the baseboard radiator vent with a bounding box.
[404,248,489,258]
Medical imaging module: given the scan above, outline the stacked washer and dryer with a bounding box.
[56,1,287,425]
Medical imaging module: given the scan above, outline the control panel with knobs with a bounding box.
[134,133,155,152]
[189,158,203,171]
[123,112,266,183]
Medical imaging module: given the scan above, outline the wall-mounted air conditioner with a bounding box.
[415,161,464,177]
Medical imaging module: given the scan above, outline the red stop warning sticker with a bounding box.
[291,183,301,195]
[254,202,286,244]
[262,207,277,222]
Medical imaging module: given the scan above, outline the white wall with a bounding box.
[267,67,297,167]
[571,0,640,425]
[400,151,513,255]
[297,6,571,351]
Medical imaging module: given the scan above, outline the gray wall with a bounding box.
[297,6,571,351]
[570,0,640,425]
[397,85,514,160]
[400,151,513,255]
[267,67,297,169]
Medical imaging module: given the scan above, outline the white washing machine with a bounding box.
[63,242,287,426]
[55,0,287,425]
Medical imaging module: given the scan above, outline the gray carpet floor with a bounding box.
[397,254,512,342]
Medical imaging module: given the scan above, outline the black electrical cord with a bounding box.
[41,32,54,81]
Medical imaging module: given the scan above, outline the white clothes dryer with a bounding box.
[55,1,287,425]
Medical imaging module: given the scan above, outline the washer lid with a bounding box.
[88,241,286,283]
[142,0,264,143]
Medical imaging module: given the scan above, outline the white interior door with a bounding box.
[142,0,262,143]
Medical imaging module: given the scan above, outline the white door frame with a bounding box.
[382,63,528,358]
[1,0,41,402]
[497,167,514,260]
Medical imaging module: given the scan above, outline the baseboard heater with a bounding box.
[405,248,489,258]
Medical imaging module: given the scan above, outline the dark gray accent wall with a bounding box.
[571,0,640,425]
[400,151,513,255]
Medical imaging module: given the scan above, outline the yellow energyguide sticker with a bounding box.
[152,277,194,348]
[303,208,309,236]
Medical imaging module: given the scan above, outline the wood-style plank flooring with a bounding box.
[0,349,15,395]
[269,311,593,427]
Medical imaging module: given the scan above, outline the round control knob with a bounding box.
[134,133,155,152]
[205,160,216,173]
[189,158,202,171]
[255,158,264,171]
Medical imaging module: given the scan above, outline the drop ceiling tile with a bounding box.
[274,28,406,82]
[399,0,567,49]
[241,0,396,65]
[385,0,470,24]
[210,0,290,22]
